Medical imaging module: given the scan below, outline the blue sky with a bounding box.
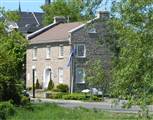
[0,0,44,12]
[0,0,112,13]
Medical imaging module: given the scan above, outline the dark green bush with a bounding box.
[35,79,40,89]
[0,101,15,120]
[0,77,23,105]
[46,92,66,99]
[56,84,69,93]
[48,79,54,90]
[62,93,87,100]
[21,96,30,106]
[90,95,101,101]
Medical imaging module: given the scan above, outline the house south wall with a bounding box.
[26,42,71,89]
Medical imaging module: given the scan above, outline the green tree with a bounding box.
[110,0,153,118]
[85,59,105,95]
[0,8,28,104]
[41,0,83,25]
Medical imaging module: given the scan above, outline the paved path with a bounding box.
[31,98,153,113]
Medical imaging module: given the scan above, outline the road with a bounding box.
[31,98,153,113]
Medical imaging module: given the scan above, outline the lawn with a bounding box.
[9,103,144,120]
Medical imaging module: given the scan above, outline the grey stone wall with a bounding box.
[71,17,113,92]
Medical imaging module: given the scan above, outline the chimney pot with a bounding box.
[54,16,66,23]
[97,11,109,20]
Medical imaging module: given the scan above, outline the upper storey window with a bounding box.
[32,47,37,60]
[46,46,51,59]
[59,44,64,58]
[75,44,86,58]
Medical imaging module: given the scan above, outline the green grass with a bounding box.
[8,103,143,120]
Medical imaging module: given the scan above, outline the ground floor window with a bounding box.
[75,67,85,84]
[58,68,64,83]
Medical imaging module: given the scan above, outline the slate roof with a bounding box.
[17,12,44,34]
[29,22,83,44]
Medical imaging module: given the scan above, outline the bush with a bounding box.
[62,93,87,100]
[56,84,69,93]
[0,77,23,105]
[35,79,40,89]
[48,79,54,90]
[21,96,30,106]
[46,92,66,99]
[0,101,15,120]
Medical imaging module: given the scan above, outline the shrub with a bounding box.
[0,101,15,120]
[46,92,66,99]
[0,77,23,105]
[35,79,40,89]
[56,84,69,93]
[21,96,30,106]
[90,95,101,101]
[48,79,54,90]
[62,93,87,100]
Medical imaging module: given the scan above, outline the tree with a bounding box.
[85,59,105,95]
[110,0,153,117]
[0,8,28,104]
[41,0,83,25]
[41,0,105,25]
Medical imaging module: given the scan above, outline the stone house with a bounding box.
[26,11,112,92]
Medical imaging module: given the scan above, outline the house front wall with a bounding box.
[26,42,71,89]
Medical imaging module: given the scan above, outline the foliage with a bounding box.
[0,8,28,104]
[9,103,142,120]
[35,79,40,89]
[110,0,153,118]
[56,84,69,93]
[47,79,54,90]
[85,59,106,94]
[46,92,66,99]
[20,96,30,106]
[0,101,15,120]
[62,93,87,100]
[41,0,83,25]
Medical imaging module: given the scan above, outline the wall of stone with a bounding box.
[70,17,113,92]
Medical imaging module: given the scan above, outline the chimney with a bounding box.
[53,16,66,23]
[45,0,51,5]
[97,11,109,20]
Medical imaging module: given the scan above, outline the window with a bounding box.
[46,46,51,59]
[88,28,97,34]
[59,45,64,57]
[76,44,86,57]
[58,68,64,83]
[32,47,37,60]
[32,68,37,83]
[75,68,85,83]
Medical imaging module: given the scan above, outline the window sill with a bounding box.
[76,82,85,84]
[75,56,86,58]
[32,58,37,61]
[58,56,64,59]
[45,58,51,60]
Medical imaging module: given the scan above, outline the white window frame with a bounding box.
[59,44,64,58]
[58,67,64,83]
[46,46,51,59]
[75,67,85,84]
[75,44,86,58]
[32,47,37,60]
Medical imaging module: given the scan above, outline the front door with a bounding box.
[44,69,51,88]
